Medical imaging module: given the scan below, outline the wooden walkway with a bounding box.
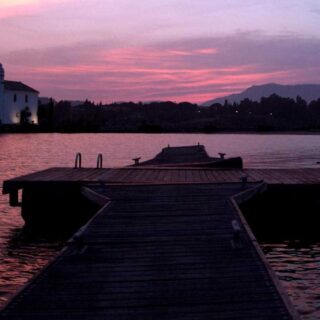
[4,167,320,194]
[0,183,297,319]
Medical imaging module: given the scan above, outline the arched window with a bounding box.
[25,94,29,103]
[13,94,17,103]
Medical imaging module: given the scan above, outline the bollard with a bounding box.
[96,154,103,169]
[240,175,248,188]
[231,219,241,248]
[132,157,141,166]
[75,153,82,168]
[218,153,226,159]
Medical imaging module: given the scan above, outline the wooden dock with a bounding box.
[1,183,298,319]
[1,146,306,319]
[3,167,320,196]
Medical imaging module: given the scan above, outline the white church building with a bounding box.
[0,63,39,125]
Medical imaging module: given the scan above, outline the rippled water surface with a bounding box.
[262,242,320,320]
[1,133,320,316]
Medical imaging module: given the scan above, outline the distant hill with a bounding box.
[202,83,320,106]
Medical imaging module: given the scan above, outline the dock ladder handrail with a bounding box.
[96,154,103,169]
[75,153,82,168]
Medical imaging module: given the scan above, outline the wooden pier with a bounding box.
[4,167,320,194]
[1,145,307,319]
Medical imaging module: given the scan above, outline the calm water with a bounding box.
[0,133,320,317]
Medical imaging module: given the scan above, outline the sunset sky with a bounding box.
[0,0,320,103]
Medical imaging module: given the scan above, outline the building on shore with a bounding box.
[0,63,39,125]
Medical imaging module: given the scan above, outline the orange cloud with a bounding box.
[0,0,39,6]
[0,0,68,19]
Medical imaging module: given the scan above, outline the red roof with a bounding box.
[4,81,39,93]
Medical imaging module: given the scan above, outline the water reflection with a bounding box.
[262,242,320,319]
[0,227,61,306]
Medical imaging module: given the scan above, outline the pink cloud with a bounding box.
[3,35,320,103]
[195,48,218,55]
[26,61,295,103]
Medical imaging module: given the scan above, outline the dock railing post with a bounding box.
[75,153,82,168]
[96,154,103,169]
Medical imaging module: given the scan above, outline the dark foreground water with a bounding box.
[262,242,320,319]
[1,133,320,318]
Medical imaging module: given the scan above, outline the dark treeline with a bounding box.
[36,94,320,133]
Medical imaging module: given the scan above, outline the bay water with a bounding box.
[0,133,319,318]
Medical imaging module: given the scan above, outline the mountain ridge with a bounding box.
[202,83,320,106]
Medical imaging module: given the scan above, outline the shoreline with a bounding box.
[1,129,320,135]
